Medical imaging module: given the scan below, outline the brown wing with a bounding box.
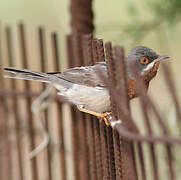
[54,62,108,87]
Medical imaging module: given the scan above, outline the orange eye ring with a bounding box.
[140,57,149,65]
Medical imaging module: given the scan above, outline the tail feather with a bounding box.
[4,67,73,90]
[4,67,51,83]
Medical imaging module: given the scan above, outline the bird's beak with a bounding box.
[154,55,170,62]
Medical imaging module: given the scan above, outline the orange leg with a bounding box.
[77,106,111,126]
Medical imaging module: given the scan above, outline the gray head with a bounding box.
[126,46,169,78]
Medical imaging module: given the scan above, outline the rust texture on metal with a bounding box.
[91,39,103,180]
[70,0,94,33]
[105,42,138,180]
[82,34,98,180]
[67,32,90,180]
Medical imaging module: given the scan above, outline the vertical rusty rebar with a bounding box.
[18,23,38,180]
[51,32,67,180]
[82,34,97,180]
[138,89,159,179]
[38,27,52,180]
[69,0,95,177]
[112,130,122,180]
[104,42,119,180]
[70,0,94,34]
[67,32,90,180]
[66,35,80,179]
[76,34,90,180]
[91,39,104,180]
[94,39,112,180]
[0,26,12,180]
[105,43,140,180]
[115,46,143,180]
[73,32,90,180]
[162,63,181,131]
[5,26,24,180]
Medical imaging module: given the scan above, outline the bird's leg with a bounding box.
[29,85,53,159]
[77,105,111,126]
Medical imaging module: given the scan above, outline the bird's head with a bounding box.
[126,46,169,80]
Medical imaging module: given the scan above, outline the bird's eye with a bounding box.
[140,57,149,65]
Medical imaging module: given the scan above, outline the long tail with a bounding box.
[4,67,51,83]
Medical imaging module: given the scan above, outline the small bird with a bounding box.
[4,46,169,125]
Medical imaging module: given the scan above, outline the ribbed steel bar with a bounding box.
[69,32,89,180]
[138,83,159,179]
[91,39,103,180]
[82,34,97,180]
[66,35,80,180]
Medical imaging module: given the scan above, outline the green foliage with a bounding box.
[149,0,181,24]
[125,0,181,43]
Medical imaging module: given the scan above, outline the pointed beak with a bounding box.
[155,55,170,62]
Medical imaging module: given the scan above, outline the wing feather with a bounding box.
[55,62,108,87]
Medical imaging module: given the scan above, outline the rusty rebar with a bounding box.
[82,34,98,180]
[51,32,67,180]
[162,63,181,131]
[100,124,111,180]
[105,43,140,180]
[105,42,117,116]
[68,32,90,180]
[18,23,38,180]
[91,38,104,180]
[95,39,116,180]
[137,70,160,180]
[70,0,94,33]
[112,130,122,180]
[66,34,80,180]
[0,25,12,180]
[86,114,97,180]
[38,27,52,180]
[138,94,159,180]
[6,26,24,180]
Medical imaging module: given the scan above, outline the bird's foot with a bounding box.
[77,105,111,126]
[99,112,111,126]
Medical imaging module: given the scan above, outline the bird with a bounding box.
[4,46,169,126]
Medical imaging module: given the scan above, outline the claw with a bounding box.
[77,106,111,126]
[99,112,111,126]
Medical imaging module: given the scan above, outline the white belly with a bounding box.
[55,84,111,113]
